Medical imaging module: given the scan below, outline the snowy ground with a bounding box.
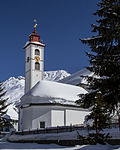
[0,142,120,150]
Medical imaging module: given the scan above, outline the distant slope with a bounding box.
[3,76,25,106]
[59,68,93,86]
[44,70,70,81]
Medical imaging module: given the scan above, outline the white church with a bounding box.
[18,25,89,131]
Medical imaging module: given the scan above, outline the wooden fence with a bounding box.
[14,125,86,135]
[13,123,119,136]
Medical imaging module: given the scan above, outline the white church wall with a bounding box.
[40,47,44,76]
[50,105,89,126]
[66,109,89,126]
[18,108,23,131]
[22,107,32,130]
[31,106,51,129]
[40,47,44,61]
[51,110,64,127]
[33,71,41,85]
[20,104,89,130]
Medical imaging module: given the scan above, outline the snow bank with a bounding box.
[6,127,120,150]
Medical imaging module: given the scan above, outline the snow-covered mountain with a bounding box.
[59,68,93,86]
[3,76,25,106]
[44,70,70,81]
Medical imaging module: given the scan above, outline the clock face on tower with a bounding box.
[34,56,40,62]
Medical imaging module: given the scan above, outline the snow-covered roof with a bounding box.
[21,80,87,106]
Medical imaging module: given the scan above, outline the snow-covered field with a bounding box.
[0,142,120,150]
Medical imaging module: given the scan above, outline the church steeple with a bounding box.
[24,22,45,93]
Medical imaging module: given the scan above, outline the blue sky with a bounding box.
[0,0,98,81]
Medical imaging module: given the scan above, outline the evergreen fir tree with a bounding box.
[77,0,120,143]
[85,93,111,144]
[0,82,9,131]
[79,0,120,117]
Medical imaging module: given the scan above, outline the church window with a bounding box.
[35,49,40,55]
[35,62,40,70]
[40,121,45,128]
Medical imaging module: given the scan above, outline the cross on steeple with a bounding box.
[34,19,38,30]
[29,19,40,42]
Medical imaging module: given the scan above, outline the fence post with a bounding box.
[21,129,23,135]
[57,126,59,133]
[28,128,30,134]
[70,124,72,132]
[37,128,38,134]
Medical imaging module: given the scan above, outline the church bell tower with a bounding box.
[24,23,45,93]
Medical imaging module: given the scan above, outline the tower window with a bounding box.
[27,57,29,63]
[35,49,40,55]
[35,62,40,70]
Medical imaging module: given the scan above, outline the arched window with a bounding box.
[35,62,40,70]
[35,49,40,55]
